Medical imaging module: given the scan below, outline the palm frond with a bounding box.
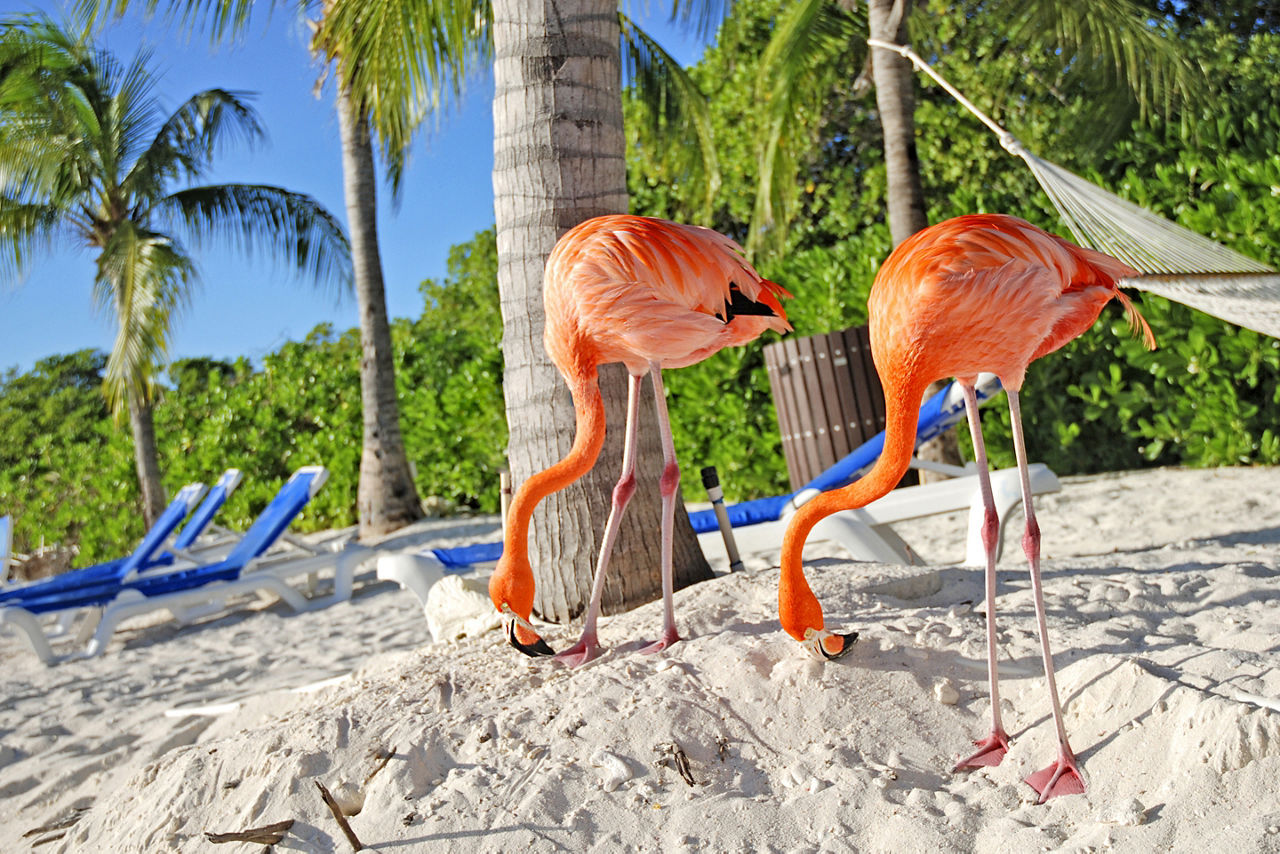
[620,11,720,224]
[158,183,353,298]
[749,0,861,257]
[648,0,735,42]
[312,0,492,196]
[983,0,1203,130]
[94,220,194,411]
[125,87,264,198]
[0,198,64,283]
[75,0,261,43]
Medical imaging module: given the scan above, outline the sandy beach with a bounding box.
[3,465,1279,852]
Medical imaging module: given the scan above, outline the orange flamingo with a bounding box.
[778,213,1154,801]
[490,214,791,666]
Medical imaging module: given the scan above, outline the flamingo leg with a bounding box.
[555,372,644,667]
[638,362,682,654]
[1007,389,1084,801]
[954,381,1011,770]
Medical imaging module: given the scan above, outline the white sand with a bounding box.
[3,466,1280,852]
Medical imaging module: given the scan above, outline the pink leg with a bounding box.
[1007,390,1084,801]
[555,373,643,668]
[638,363,682,655]
[954,382,1011,770]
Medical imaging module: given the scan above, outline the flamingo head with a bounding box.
[779,499,858,661]
[489,563,555,657]
[499,604,555,657]
[800,627,858,661]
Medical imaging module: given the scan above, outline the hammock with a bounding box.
[867,39,1280,339]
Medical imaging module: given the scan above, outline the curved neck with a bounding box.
[503,363,606,571]
[778,374,932,638]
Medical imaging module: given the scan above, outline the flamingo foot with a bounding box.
[554,634,604,668]
[638,625,681,656]
[1025,747,1085,802]
[954,728,1010,770]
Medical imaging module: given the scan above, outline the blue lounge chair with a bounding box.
[0,483,208,606]
[0,466,370,664]
[0,469,243,604]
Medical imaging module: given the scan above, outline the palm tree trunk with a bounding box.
[868,0,961,476]
[868,0,925,245]
[336,83,425,538]
[492,0,712,624]
[127,392,167,527]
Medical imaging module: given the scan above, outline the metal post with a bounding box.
[700,466,744,573]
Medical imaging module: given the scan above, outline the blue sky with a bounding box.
[0,2,709,376]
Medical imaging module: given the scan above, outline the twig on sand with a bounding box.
[316,780,365,851]
[29,831,68,847]
[204,819,295,845]
[656,741,698,787]
[364,745,397,785]
[23,808,88,839]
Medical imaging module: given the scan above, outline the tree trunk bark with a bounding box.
[868,0,961,477]
[491,0,712,623]
[335,82,425,538]
[127,392,167,527]
[868,0,925,245]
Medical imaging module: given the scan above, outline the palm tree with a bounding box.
[86,1,492,539]
[0,14,351,525]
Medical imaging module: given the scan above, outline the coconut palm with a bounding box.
[84,1,492,539]
[0,14,351,525]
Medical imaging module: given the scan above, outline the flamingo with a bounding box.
[777,213,1154,801]
[489,214,791,666]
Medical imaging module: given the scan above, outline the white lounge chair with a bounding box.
[697,461,1060,567]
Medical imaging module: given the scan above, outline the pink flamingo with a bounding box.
[489,214,791,666]
[777,214,1154,801]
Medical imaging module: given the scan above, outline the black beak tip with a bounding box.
[819,631,859,661]
[505,621,556,657]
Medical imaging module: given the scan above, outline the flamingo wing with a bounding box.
[546,216,791,372]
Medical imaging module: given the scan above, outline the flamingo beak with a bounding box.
[803,628,858,661]
[502,611,555,657]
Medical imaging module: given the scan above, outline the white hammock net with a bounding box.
[867,39,1280,339]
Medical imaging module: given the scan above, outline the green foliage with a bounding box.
[5,4,1280,563]
[632,0,1280,494]
[0,352,140,563]
[397,228,508,512]
[0,229,507,562]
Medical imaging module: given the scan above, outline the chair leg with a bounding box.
[0,608,58,664]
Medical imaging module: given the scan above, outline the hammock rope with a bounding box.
[867,38,1280,338]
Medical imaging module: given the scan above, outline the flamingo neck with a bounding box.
[493,362,606,619]
[777,375,932,640]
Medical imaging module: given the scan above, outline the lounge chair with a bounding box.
[0,483,209,605]
[0,466,371,664]
[693,374,1061,566]
[165,468,245,555]
[0,469,243,604]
